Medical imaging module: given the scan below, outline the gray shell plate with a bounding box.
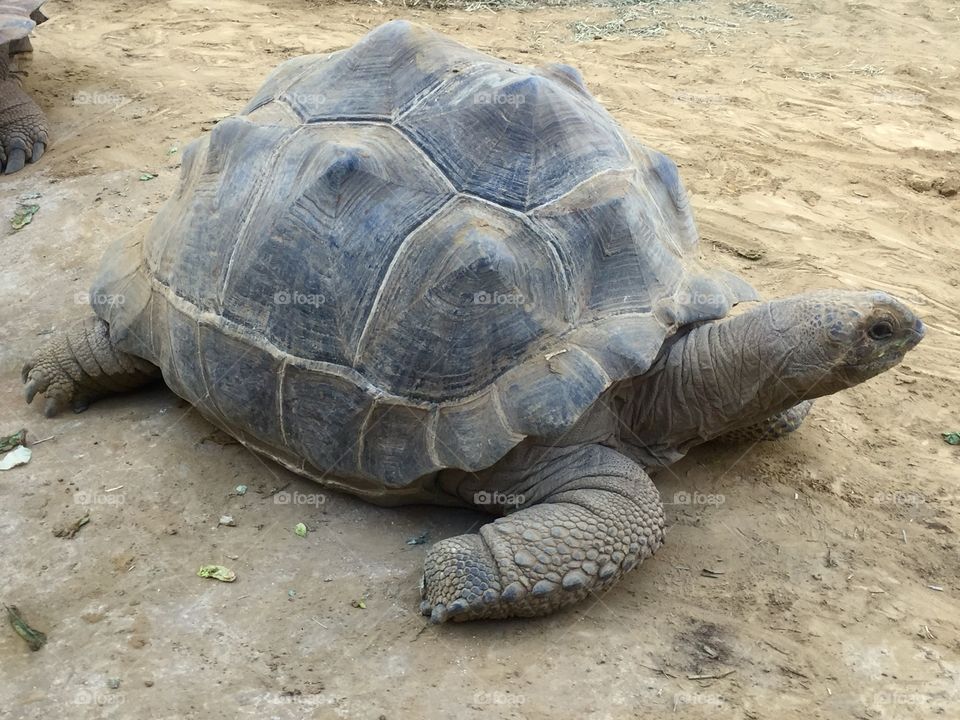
[0,1,44,44]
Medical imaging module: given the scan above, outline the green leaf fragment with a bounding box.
[11,203,39,230]
[943,432,960,446]
[0,429,26,453]
[197,565,236,582]
[6,605,47,651]
[294,523,307,538]
[139,172,156,181]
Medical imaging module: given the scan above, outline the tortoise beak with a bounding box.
[908,316,925,348]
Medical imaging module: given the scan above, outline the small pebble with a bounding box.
[907,175,934,193]
[937,177,959,197]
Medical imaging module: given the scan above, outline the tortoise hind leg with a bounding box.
[717,400,814,444]
[0,46,49,173]
[421,444,665,622]
[23,316,160,417]
[8,37,33,55]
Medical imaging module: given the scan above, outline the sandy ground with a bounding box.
[1,0,958,717]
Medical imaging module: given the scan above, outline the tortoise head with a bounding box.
[768,290,924,398]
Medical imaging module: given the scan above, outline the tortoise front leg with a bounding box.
[421,444,665,622]
[716,400,814,444]
[22,316,160,417]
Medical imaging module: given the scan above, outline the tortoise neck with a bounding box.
[619,304,801,465]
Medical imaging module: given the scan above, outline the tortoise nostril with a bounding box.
[868,320,895,341]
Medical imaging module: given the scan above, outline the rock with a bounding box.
[906,175,934,193]
[936,177,959,197]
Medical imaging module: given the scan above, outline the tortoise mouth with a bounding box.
[848,355,905,377]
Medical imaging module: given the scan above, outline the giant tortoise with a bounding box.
[22,21,924,622]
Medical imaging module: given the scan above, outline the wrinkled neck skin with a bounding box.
[618,303,823,467]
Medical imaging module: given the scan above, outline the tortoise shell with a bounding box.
[92,20,755,500]
[0,1,46,45]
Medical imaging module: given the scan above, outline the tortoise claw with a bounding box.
[429,604,448,624]
[446,599,470,617]
[23,378,39,404]
[43,397,61,418]
[4,147,26,174]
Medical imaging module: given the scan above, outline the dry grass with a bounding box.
[388,0,700,10]
[352,0,795,44]
[732,0,792,21]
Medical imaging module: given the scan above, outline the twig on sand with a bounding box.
[687,669,735,680]
[640,662,677,678]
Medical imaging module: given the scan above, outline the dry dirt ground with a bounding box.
[1,0,958,718]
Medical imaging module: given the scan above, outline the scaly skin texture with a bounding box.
[720,400,814,443]
[421,444,665,622]
[22,316,160,417]
[0,44,49,174]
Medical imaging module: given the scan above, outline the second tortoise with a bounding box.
[0,0,48,173]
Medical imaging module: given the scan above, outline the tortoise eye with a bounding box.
[868,320,895,340]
